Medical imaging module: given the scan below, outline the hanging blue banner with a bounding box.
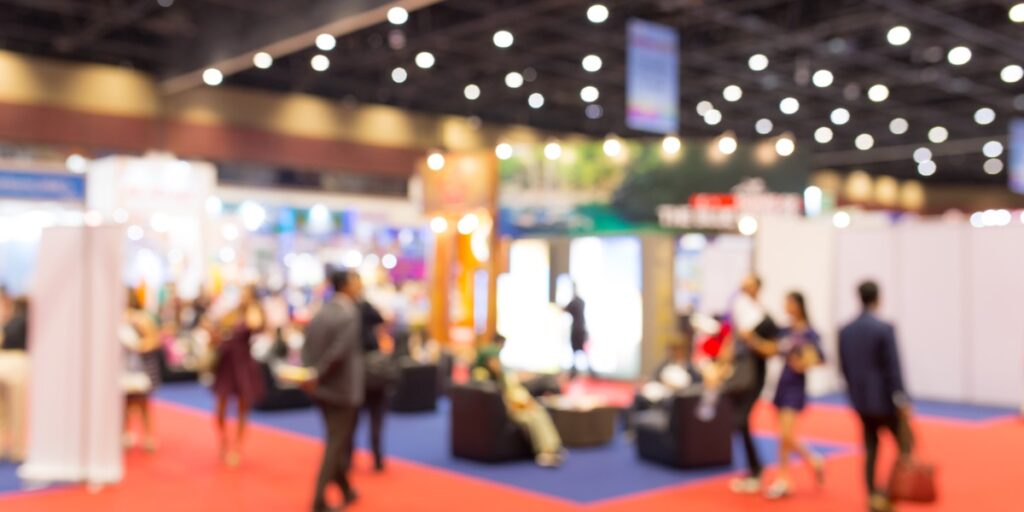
[626,18,680,135]
[1009,118,1024,194]
[0,170,85,201]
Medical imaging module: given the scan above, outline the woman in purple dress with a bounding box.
[764,292,825,500]
[212,285,266,467]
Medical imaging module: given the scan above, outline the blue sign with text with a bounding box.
[0,170,85,201]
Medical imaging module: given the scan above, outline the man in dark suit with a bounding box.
[839,281,913,512]
[303,270,365,512]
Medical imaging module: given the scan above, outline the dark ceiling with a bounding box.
[1,0,1023,185]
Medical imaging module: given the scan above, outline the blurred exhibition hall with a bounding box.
[0,1,1023,511]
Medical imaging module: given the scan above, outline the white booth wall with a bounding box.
[757,215,1024,407]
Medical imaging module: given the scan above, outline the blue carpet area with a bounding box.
[0,461,20,495]
[156,383,847,503]
[813,393,1016,422]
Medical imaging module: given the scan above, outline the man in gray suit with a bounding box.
[303,270,365,512]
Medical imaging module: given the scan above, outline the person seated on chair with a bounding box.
[474,344,565,468]
[627,339,702,433]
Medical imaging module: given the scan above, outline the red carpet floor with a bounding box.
[0,399,1021,511]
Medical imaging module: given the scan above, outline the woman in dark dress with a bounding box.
[212,285,266,467]
[764,292,825,500]
[563,283,594,379]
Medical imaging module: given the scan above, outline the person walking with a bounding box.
[211,284,267,467]
[763,292,826,499]
[351,297,394,472]
[563,283,595,379]
[0,297,30,462]
[303,270,365,512]
[121,291,162,452]
[839,281,913,512]
[726,274,778,494]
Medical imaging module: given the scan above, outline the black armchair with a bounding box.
[390,360,439,412]
[450,382,532,462]
[635,388,734,469]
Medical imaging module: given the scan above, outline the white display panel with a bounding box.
[497,239,565,374]
[965,226,1024,407]
[696,235,754,316]
[835,227,898,326]
[569,237,643,379]
[893,221,967,402]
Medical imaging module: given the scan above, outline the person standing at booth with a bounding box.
[563,283,595,379]
[840,281,913,512]
[0,297,30,462]
[303,270,364,511]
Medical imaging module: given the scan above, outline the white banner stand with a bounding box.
[18,225,125,486]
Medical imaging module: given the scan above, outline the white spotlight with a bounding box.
[464,83,481,100]
[311,54,330,72]
[381,254,398,270]
[582,55,603,72]
[202,68,223,86]
[544,141,562,160]
[887,26,912,46]
[495,143,514,160]
[913,147,933,163]
[755,118,774,135]
[253,52,273,69]
[855,133,875,150]
[1002,64,1024,83]
[505,72,524,89]
[748,54,769,71]
[703,109,723,125]
[65,153,88,174]
[493,30,514,48]
[662,135,682,155]
[779,97,800,115]
[974,107,996,126]
[718,135,738,155]
[983,141,1004,158]
[1012,3,1024,23]
[867,84,890,102]
[890,117,909,135]
[528,92,545,109]
[315,33,336,51]
[928,126,949,144]
[830,107,851,125]
[415,51,435,69]
[737,216,759,236]
[833,211,852,229]
[948,46,972,66]
[430,216,448,234]
[391,67,408,84]
[812,69,834,88]
[603,137,622,157]
[775,137,795,157]
[580,85,600,103]
[239,201,266,231]
[426,152,445,171]
[918,160,937,176]
[984,158,1004,175]
[723,85,743,102]
[814,126,834,144]
[587,4,610,23]
[387,6,409,25]
[696,100,714,116]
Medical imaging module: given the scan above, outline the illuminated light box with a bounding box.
[626,19,679,135]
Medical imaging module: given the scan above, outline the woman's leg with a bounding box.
[215,394,229,457]
[235,396,250,456]
[777,408,796,485]
[140,396,156,451]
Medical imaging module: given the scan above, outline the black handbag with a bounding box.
[365,351,400,390]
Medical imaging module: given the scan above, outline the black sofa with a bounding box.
[390,360,439,412]
[450,382,533,462]
[635,388,734,468]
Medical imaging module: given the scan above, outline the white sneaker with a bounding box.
[764,480,791,500]
[729,476,762,494]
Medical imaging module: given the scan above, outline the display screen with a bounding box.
[1010,118,1024,194]
[626,19,680,135]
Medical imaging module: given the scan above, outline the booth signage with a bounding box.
[657,193,803,230]
[0,170,85,202]
[625,18,680,135]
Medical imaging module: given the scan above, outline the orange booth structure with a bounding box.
[419,150,502,347]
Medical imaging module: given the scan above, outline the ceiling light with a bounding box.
[1011,3,1024,23]
[887,25,912,46]
[918,160,937,176]
[780,97,800,115]
[580,85,600,103]
[391,67,408,83]
[587,4,609,23]
[913,147,933,163]
[427,152,445,171]
[814,126,834,144]
[505,72,524,88]
[867,84,890,102]
[947,46,972,66]
[984,158,1004,175]
[311,54,330,71]
[585,104,604,119]
[544,141,562,160]
[755,118,773,135]
[430,216,448,234]
[603,137,622,157]
[812,69,834,88]
[202,68,223,86]
[928,126,949,143]
[833,211,852,229]
[495,143,514,160]
[415,51,435,69]
[65,153,88,174]
[387,6,409,25]
[748,54,769,71]
[723,85,743,102]
[464,83,481,100]
[1001,64,1024,83]
[974,107,996,125]
[253,52,273,69]
[855,134,875,150]
[493,30,514,48]
[582,54,603,72]
[890,117,909,135]
[830,107,850,125]
[528,92,545,109]
[718,135,738,155]
[662,135,682,155]
[703,109,722,125]
[775,137,795,157]
[983,140,1004,158]
[315,33,336,51]
[696,100,713,116]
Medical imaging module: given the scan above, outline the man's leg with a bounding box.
[333,406,359,502]
[860,414,882,496]
[366,389,387,469]
[885,414,913,457]
[313,404,345,511]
